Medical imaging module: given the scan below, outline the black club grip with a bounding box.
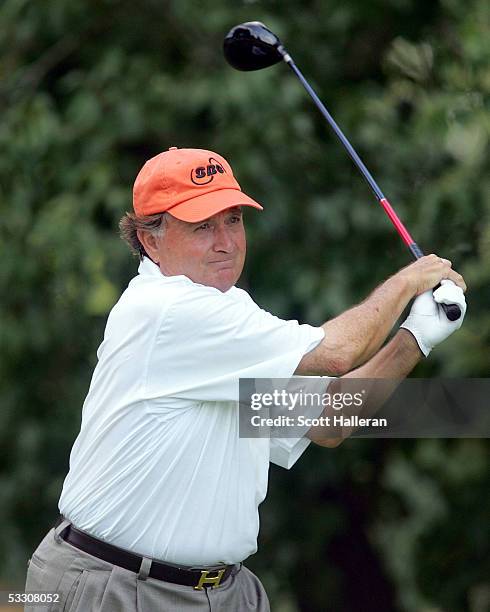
[433,282,462,321]
[440,302,462,321]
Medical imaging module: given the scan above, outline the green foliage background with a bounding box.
[1,0,489,610]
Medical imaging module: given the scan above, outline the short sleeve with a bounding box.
[269,437,312,469]
[144,283,324,402]
[268,377,334,469]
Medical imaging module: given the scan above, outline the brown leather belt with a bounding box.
[56,518,235,590]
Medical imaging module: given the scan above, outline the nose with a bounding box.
[213,224,234,253]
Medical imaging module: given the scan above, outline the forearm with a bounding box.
[296,274,413,376]
[321,274,413,371]
[308,330,422,447]
[343,328,422,379]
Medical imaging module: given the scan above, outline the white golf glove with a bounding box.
[400,280,467,356]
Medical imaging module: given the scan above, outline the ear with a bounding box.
[137,230,161,263]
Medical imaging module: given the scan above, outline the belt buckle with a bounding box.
[194,568,226,590]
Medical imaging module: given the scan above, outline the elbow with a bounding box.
[297,343,357,376]
[326,355,354,376]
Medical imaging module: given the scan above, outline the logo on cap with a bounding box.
[191,157,226,186]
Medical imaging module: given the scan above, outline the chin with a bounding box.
[212,270,240,293]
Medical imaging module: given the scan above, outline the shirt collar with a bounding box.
[138,257,163,278]
[137,256,239,295]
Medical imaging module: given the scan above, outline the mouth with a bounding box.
[208,259,236,273]
[209,259,235,265]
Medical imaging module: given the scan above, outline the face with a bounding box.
[139,207,246,292]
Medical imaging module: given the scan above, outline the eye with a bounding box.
[195,222,211,231]
[229,214,242,224]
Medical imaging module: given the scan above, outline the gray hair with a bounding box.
[119,212,168,260]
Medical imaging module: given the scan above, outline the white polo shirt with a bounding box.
[59,257,324,565]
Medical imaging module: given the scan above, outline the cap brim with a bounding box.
[166,188,263,222]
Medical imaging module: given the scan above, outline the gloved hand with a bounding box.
[400,280,467,356]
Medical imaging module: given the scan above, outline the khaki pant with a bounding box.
[25,524,270,611]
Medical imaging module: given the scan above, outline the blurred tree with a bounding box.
[0,0,488,609]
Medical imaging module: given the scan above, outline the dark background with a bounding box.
[1,0,489,610]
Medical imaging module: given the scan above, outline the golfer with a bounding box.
[25,147,466,611]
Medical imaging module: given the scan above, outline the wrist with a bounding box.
[388,271,415,302]
[398,327,429,358]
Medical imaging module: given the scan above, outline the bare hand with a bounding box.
[396,254,467,296]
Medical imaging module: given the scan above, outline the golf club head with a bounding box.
[224,21,285,71]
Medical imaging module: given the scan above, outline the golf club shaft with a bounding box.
[283,54,421,256]
[280,52,460,320]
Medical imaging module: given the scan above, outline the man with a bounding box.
[26,147,466,611]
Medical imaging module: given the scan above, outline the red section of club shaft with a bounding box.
[379,198,415,247]
[379,198,425,260]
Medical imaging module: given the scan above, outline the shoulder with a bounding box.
[111,260,269,337]
[162,283,258,334]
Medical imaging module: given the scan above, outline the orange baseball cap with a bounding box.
[133,147,263,222]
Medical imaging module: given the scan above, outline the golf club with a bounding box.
[223,21,461,321]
